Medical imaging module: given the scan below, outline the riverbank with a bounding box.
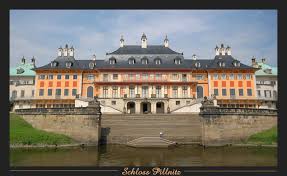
[10,113,75,146]
[245,126,277,145]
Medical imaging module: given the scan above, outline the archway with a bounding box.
[156,102,164,113]
[196,86,203,99]
[141,102,151,114]
[87,86,94,98]
[127,102,136,114]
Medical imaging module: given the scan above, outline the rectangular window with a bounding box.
[72,89,77,96]
[155,74,162,81]
[230,89,235,96]
[40,81,44,87]
[38,75,45,80]
[57,81,61,87]
[73,81,77,87]
[176,101,180,105]
[87,74,95,81]
[156,86,162,98]
[247,89,252,96]
[39,89,44,96]
[229,74,234,80]
[31,90,35,97]
[213,74,218,80]
[65,75,69,79]
[264,90,271,98]
[142,73,148,80]
[214,81,218,87]
[238,81,243,87]
[172,74,178,80]
[136,74,140,80]
[142,86,149,98]
[73,75,77,80]
[112,101,116,105]
[57,75,61,80]
[230,81,234,87]
[195,75,203,80]
[222,89,227,96]
[239,89,244,96]
[129,87,135,98]
[237,74,243,80]
[112,86,118,98]
[182,74,187,81]
[246,74,251,80]
[247,81,252,87]
[172,86,178,98]
[48,81,53,87]
[221,74,226,80]
[65,81,69,87]
[21,90,25,97]
[56,89,61,96]
[182,86,188,97]
[113,74,118,80]
[214,89,219,96]
[48,89,52,96]
[257,90,261,97]
[48,75,53,79]
[103,74,108,81]
[64,89,69,96]
[222,81,226,87]
[103,86,108,98]
[129,74,134,81]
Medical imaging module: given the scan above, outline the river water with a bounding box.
[10,145,277,167]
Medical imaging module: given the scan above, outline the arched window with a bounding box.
[154,58,162,65]
[109,57,116,65]
[233,61,240,67]
[196,86,203,98]
[89,62,95,69]
[218,61,225,67]
[128,57,136,65]
[141,57,148,64]
[87,86,94,98]
[66,61,72,68]
[51,61,58,67]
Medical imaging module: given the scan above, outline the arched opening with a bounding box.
[156,102,165,113]
[127,102,136,114]
[141,102,151,114]
[196,86,203,99]
[87,86,94,98]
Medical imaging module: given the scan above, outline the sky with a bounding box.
[10,10,277,68]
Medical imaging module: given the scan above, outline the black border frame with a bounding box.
[1,0,286,175]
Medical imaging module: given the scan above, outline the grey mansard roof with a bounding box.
[107,45,182,55]
[35,47,256,71]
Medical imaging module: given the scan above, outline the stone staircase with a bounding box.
[127,137,177,148]
[100,114,202,145]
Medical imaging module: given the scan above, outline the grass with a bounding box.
[10,113,74,145]
[246,126,277,145]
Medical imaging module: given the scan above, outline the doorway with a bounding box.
[156,102,164,113]
[141,102,151,114]
[127,102,136,114]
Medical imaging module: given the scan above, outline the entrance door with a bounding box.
[127,102,135,114]
[156,102,164,113]
[196,86,203,99]
[143,103,148,113]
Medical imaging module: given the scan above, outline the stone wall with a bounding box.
[200,104,277,146]
[15,107,101,145]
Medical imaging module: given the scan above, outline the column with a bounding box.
[135,101,141,114]
[151,101,156,114]
[188,86,191,98]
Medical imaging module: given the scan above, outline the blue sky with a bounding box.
[10,10,277,67]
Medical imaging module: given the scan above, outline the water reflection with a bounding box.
[10,145,277,166]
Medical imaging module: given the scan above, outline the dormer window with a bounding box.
[109,57,116,65]
[128,58,136,65]
[195,62,201,68]
[218,61,225,67]
[233,60,240,67]
[66,61,72,68]
[51,61,58,67]
[16,68,24,74]
[89,62,95,69]
[154,58,162,65]
[174,58,182,65]
[141,57,148,64]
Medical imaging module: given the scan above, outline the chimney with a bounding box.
[58,46,63,56]
[192,54,197,60]
[220,44,225,55]
[226,46,231,55]
[69,46,74,57]
[63,44,68,56]
[31,56,36,67]
[215,45,219,55]
[262,58,266,63]
[120,35,124,47]
[21,56,25,64]
[92,54,96,61]
[141,33,147,48]
[251,56,256,66]
[164,35,169,47]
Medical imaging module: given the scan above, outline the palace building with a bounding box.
[32,34,259,113]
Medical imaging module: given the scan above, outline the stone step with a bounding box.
[127,137,177,148]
